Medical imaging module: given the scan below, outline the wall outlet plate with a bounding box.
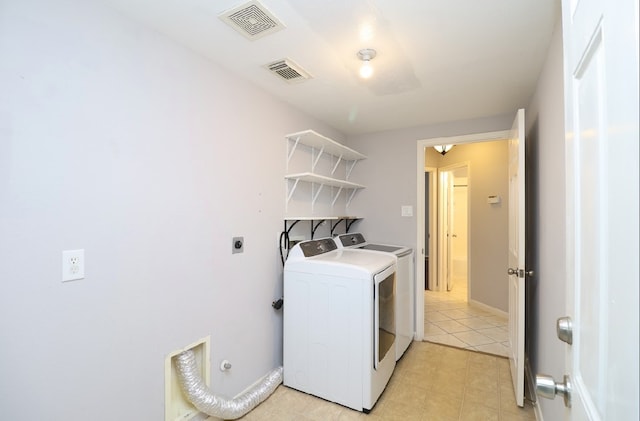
[62,249,84,282]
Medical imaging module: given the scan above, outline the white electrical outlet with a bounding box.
[62,249,84,282]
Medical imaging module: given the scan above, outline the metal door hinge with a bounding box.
[508,268,534,278]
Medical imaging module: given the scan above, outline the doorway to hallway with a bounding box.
[417,132,513,358]
[423,159,510,357]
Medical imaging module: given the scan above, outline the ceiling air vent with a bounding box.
[219,0,285,41]
[265,59,312,84]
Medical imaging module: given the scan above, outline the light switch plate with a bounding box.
[401,205,413,217]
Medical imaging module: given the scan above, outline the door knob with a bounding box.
[556,317,573,345]
[507,268,518,275]
[536,374,572,408]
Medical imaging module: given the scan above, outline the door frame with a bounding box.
[424,166,438,291]
[415,130,508,340]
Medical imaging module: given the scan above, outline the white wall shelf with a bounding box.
[285,172,365,207]
[285,130,366,211]
[285,129,366,166]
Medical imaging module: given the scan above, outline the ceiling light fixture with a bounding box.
[357,48,377,79]
[434,145,454,155]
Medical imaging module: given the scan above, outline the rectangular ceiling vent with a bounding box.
[265,59,312,84]
[219,1,285,41]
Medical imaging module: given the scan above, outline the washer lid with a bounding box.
[360,244,404,253]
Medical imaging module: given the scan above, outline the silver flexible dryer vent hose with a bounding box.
[175,350,283,420]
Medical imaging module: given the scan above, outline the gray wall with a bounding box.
[0,0,569,420]
[525,19,567,420]
[0,0,340,419]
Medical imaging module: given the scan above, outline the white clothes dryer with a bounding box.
[283,238,396,412]
[335,233,414,360]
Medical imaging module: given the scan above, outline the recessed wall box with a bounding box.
[165,337,210,421]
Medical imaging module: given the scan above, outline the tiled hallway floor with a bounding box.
[210,341,536,421]
[424,282,511,357]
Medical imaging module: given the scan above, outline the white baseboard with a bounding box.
[468,299,508,318]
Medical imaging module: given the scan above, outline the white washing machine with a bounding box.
[335,233,414,360]
[283,238,396,412]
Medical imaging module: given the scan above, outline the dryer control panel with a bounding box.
[299,238,338,257]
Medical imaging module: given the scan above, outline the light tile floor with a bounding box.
[424,282,511,358]
[207,341,536,420]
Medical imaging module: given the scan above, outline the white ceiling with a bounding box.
[102,0,559,136]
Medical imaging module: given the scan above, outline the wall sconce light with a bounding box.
[433,145,454,155]
[357,48,377,79]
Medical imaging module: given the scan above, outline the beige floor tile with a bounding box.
[269,408,316,420]
[499,408,538,421]
[424,324,448,336]
[375,393,428,420]
[457,317,497,330]
[466,370,499,393]
[426,334,470,348]
[498,362,513,384]
[453,330,497,346]
[426,311,453,322]
[304,400,346,421]
[432,319,473,333]
[467,362,499,378]
[476,327,509,342]
[336,408,369,420]
[474,342,510,357]
[467,351,500,367]
[459,401,500,421]
[463,384,500,410]
[439,309,471,320]
[423,390,463,421]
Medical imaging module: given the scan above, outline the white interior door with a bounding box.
[437,169,452,291]
[561,0,639,419]
[451,172,468,289]
[507,108,526,407]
